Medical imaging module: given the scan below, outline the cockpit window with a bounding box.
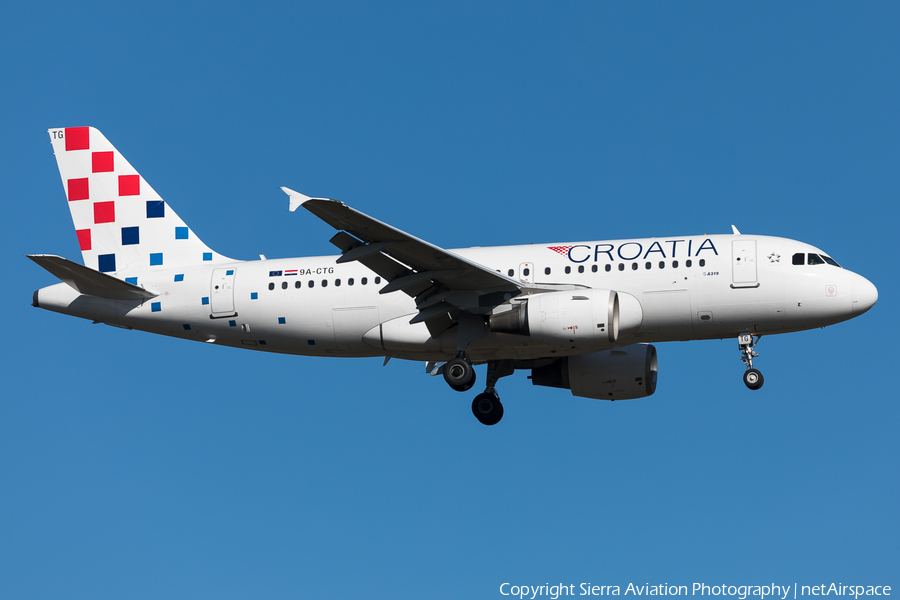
[807,253,825,266]
[792,253,804,265]
[821,255,841,268]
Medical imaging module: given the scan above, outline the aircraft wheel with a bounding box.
[449,377,476,393]
[444,357,475,389]
[743,368,764,390]
[472,393,504,426]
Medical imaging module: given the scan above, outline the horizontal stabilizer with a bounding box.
[28,254,157,300]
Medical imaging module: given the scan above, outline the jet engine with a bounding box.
[488,289,643,345]
[530,343,658,400]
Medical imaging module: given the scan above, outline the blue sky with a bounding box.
[1,2,897,598]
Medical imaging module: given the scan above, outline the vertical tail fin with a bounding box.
[48,127,231,274]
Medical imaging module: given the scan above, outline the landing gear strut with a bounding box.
[738,333,764,390]
[443,353,476,392]
[471,360,514,426]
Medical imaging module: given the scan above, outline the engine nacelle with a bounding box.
[489,289,643,345]
[530,343,658,400]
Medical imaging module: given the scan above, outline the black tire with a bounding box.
[443,357,475,389]
[472,393,504,426]
[743,368,764,390]
[448,376,476,393]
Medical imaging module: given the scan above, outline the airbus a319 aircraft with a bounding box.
[31,127,878,425]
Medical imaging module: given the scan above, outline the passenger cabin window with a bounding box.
[268,282,275,290]
[335,279,341,287]
[282,281,288,289]
[792,253,805,265]
[565,266,571,274]
[508,269,514,277]
[658,261,665,269]
[308,280,314,288]
[807,253,825,266]
[362,277,368,285]
[645,262,651,270]
[321,279,328,287]
[375,277,382,284]
[672,260,678,268]
[295,281,301,289]
[348,278,355,286]
[591,265,597,273]
[686,259,692,267]
[618,263,625,271]
[699,259,706,267]
[631,263,638,270]
[522,269,529,277]
[544,267,551,275]
[605,264,611,272]
[578,265,584,273]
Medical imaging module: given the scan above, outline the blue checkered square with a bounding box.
[121,226,139,246]
[98,254,116,273]
[146,201,165,218]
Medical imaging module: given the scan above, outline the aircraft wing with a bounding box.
[283,188,524,333]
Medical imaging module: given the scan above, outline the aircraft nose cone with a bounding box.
[851,274,878,315]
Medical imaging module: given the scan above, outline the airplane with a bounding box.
[30,127,879,425]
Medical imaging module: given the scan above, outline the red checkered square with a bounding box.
[65,127,90,151]
[118,174,140,196]
[67,178,89,201]
[76,229,92,251]
[547,245,573,256]
[92,151,114,173]
[94,201,115,224]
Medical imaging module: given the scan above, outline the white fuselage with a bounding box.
[34,233,876,362]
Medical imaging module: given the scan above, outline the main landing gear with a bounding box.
[472,393,503,426]
[443,353,476,392]
[738,333,764,390]
[443,355,513,426]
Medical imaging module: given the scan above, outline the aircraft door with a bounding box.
[732,240,758,287]
[518,262,533,284]
[210,268,237,317]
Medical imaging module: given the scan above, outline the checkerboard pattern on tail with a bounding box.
[49,127,227,275]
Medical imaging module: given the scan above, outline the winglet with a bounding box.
[281,187,312,212]
[731,225,741,235]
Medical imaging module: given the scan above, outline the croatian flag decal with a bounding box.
[547,245,574,256]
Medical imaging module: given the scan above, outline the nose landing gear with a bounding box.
[743,368,764,389]
[738,333,764,390]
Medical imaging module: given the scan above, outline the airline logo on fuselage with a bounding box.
[547,239,719,263]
